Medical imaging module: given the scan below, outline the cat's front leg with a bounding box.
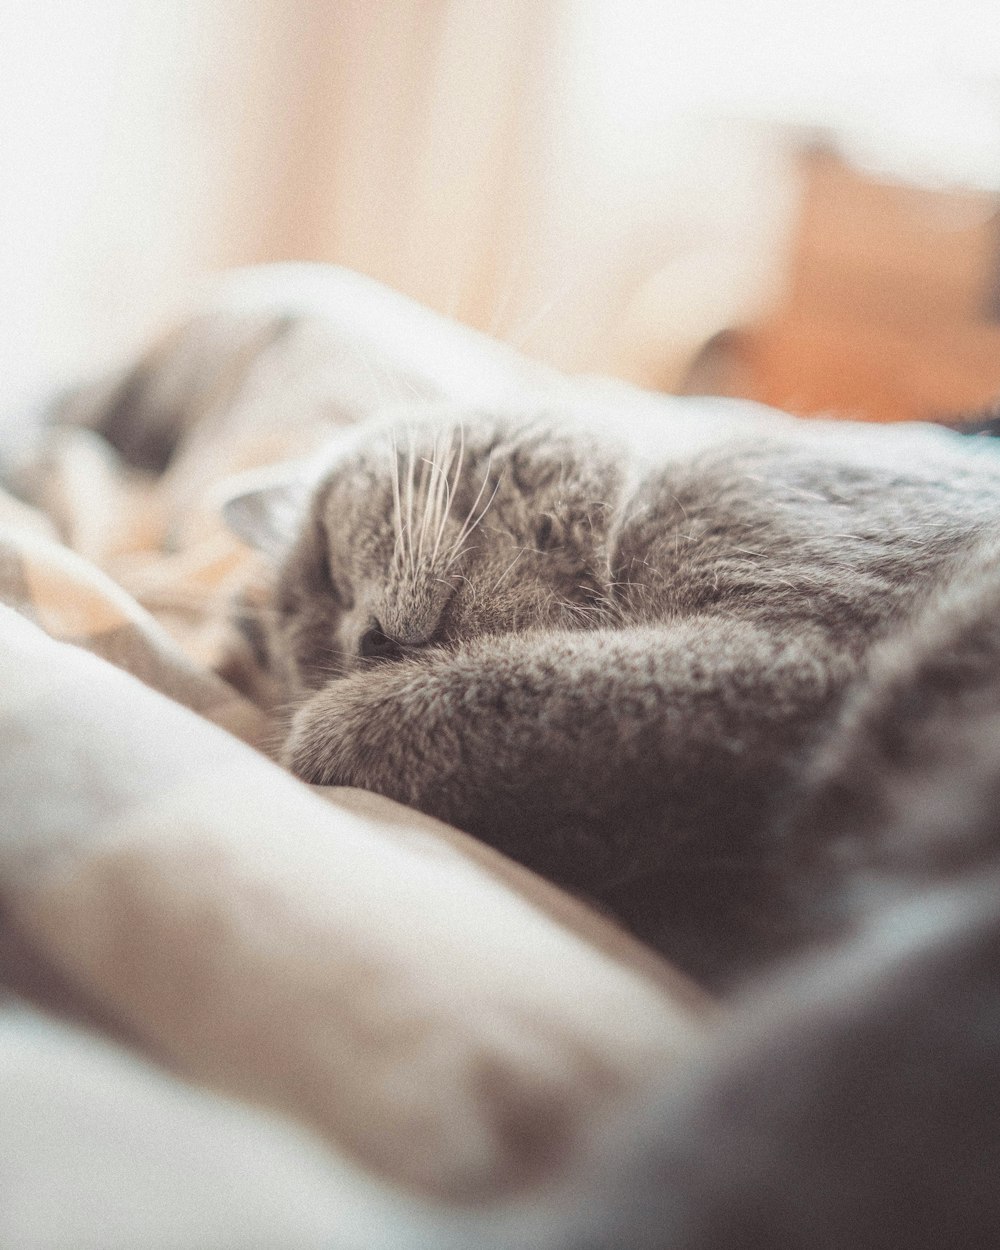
[281,629,644,886]
[282,622,849,982]
[282,647,469,810]
[282,621,842,885]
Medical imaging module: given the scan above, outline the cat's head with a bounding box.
[226,407,629,692]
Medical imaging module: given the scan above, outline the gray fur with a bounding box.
[239,405,1000,986]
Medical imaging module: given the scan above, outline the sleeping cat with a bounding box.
[225,402,1000,987]
[239,410,1000,1244]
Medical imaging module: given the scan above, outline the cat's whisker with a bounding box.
[389,432,404,563]
[491,547,527,594]
[431,426,463,566]
[424,447,444,563]
[410,433,421,577]
[505,264,594,353]
[415,445,434,564]
[445,456,493,565]
[446,460,502,571]
[567,596,607,617]
[300,645,355,673]
[551,595,604,628]
[430,474,454,567]
[418,429,453,570]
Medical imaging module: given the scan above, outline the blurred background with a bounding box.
[4,0,1000,422]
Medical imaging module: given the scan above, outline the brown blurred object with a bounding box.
[684,146,1000,422]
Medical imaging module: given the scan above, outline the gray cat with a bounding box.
[238,412,1000,1247]
[226,403,1000,988]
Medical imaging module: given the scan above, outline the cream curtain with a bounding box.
[246,0,787,383]
[2,0,793,412]
[7,0,998,413]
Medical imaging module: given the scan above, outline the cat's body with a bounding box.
[539,547,1000,1247]
[231,404,1000,986]
[544,874,1000,1250]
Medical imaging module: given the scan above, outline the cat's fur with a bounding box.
[539,877,1000,1249]
[532,547,1000,1246]
[233,403,1000,987]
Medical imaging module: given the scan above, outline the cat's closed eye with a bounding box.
[535,513,557,551]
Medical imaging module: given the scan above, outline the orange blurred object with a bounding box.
[731,147,1000,422]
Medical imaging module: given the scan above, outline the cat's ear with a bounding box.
[677,327,755,398]
[220,464,313,559]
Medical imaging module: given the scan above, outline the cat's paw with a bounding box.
[282,680,374,787]
[280,664,451,805]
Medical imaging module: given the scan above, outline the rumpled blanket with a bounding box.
[0,267,713,1249]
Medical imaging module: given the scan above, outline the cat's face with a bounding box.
[249,410,628,693]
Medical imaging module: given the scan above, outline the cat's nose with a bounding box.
[359,623,405,662]
[359,620,435,663]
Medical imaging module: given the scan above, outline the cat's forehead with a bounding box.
[317,405,606,494]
